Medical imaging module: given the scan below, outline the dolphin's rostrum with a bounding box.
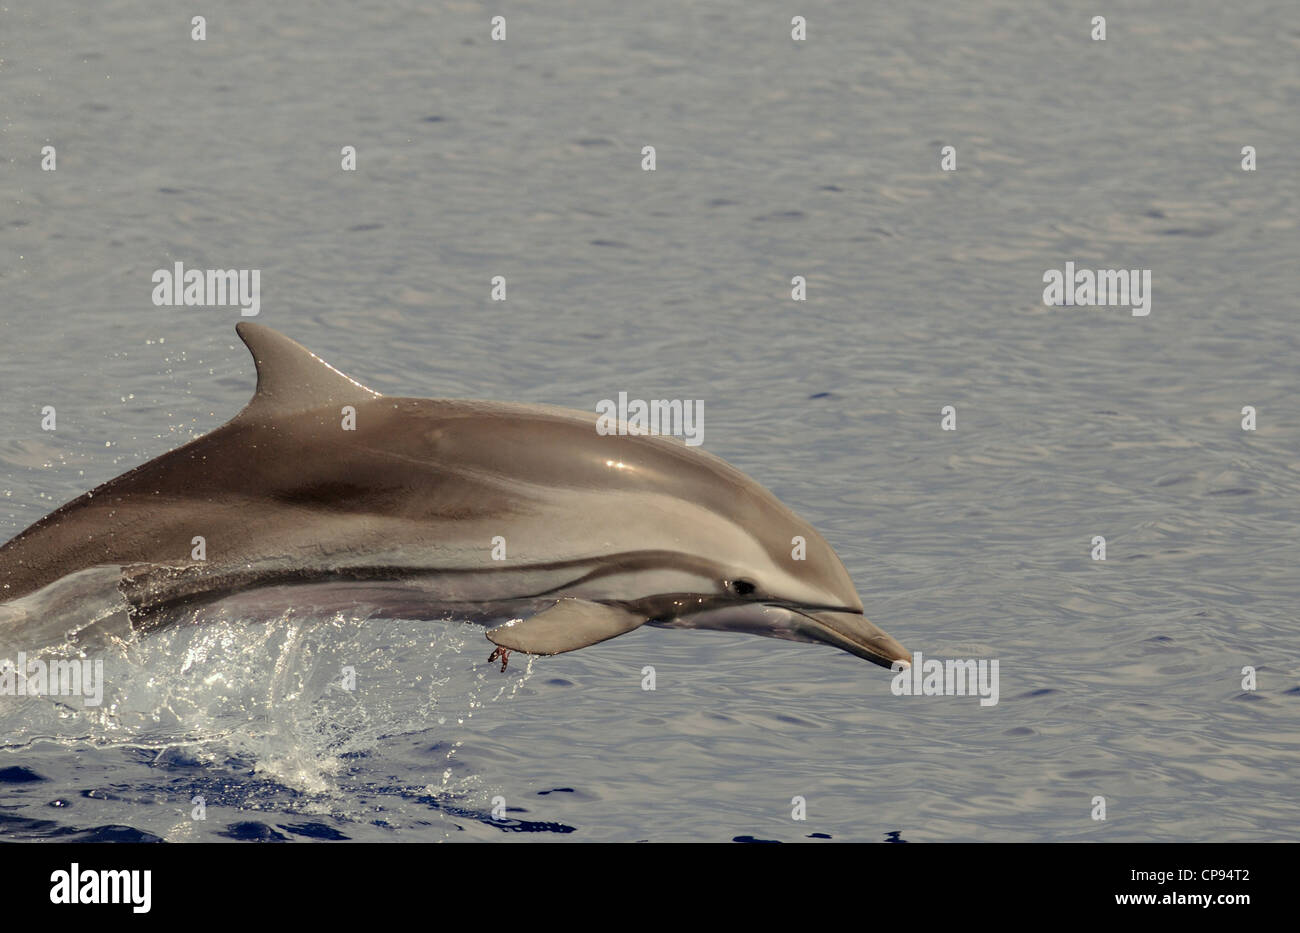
[0,324,909,670]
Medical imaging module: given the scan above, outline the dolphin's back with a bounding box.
[0,323,833,617]
[0,397,782,598]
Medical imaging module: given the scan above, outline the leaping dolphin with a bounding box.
[0,324,909,671]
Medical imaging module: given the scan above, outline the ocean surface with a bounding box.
[0,1,1297,842]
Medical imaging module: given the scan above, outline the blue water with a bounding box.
[0,1,1297,841]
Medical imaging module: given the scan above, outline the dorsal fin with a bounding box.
[233,322,381,420]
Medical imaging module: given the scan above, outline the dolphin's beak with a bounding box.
[789,608,910,670]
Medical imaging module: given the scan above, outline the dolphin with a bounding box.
[0,323,909,671]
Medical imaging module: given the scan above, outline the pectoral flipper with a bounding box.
[486,598,646,655]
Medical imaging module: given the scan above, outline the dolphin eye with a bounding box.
[729,579,757,597]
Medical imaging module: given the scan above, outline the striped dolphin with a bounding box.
[0,324,909,671]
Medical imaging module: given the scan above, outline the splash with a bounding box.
[0,576,535,799]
